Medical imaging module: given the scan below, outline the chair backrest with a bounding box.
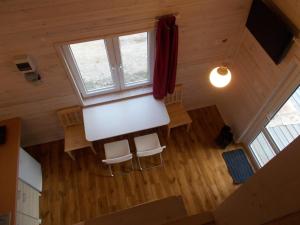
[136,146,166,158]
[134,133,161,152]
[57,106,83,127]
[164,84,183,105]
[102,154,133,165]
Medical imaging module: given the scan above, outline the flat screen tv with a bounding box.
[246,0,294,64]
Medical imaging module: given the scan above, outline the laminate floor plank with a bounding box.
[26,106,240,225]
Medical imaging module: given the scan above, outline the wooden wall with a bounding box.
[216,0,300,142]
[0,0,251,146]
[272,0,300,30]
[213,136,300,225]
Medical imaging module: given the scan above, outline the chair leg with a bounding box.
[108,165,114,177]
[137,157,143,171]
[131,159,135,171]
[67,152,75,160]
[160,153,164,166]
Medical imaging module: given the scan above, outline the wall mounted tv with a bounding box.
[246,0,294,64]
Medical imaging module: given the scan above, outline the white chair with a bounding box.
[102,139,133,176]
[134,133,166,170]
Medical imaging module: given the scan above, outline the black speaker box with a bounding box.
[215,125,233,149]
[0,126,7,144]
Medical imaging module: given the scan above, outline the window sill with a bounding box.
[82,86,153,106]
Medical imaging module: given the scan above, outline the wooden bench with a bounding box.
[57,106,96,160]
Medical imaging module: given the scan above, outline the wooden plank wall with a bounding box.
[216,0,300,142]
[272,0,300,30]
[0,0,252,146]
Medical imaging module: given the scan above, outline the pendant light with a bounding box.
[209,66,231,88]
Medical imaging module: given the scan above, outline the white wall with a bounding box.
[0,0,251,146]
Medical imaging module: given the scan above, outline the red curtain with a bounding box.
[153,15,178,99]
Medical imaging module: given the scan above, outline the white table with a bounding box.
[83,95,170,141]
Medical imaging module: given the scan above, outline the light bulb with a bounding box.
[209,66,231,88]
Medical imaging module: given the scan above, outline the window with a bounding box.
[249,132,276,167]
[249,85,300,167]
[62,32,154,98]
[265,88,300,150]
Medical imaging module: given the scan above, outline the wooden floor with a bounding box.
[27,106,240,225]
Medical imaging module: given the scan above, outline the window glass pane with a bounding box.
[250,132,276,167]
[119,32,149,85]
[266,86,300,151]
[70,40,114,93]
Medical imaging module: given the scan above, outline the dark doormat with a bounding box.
[222,149,254,184]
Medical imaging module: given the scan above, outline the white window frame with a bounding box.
[61,31,155,98]
[249,131,277,167]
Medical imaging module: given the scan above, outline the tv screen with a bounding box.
[246,0,294,64]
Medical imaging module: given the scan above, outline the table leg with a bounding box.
[90,144,97,155]
[167,126,171,138]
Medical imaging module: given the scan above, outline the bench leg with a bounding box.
[187,123,191,132]
[67,151,75,160]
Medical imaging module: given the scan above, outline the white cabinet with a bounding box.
[19,148,42,192]
[16,179,40,225]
